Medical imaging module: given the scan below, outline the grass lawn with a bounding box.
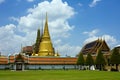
[0,70,120,80]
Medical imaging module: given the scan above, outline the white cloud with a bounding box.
[53,39,81,57]
[83,29,117,48]
[115,44,120,48]
[83,29,99,37]
[102,35,117,45]
[0,24,24,54]
[27,0,34,2]
[0,0,77,56]
[54,39,62,45]
[55,44,81,57]
[9,17,19,22]
[0,0,5,4]
[89,0,101,7]
[19,0,75,38]
[78,3,83,7]
[84,36,98,44]
[18,0,35,2]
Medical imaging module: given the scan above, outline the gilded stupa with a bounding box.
[32,13,60,56]
[38,14,55,56]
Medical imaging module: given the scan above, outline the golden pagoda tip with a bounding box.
[46,12,48,22]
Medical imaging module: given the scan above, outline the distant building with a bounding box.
[0,56,8,70]
[78,39,111,66]
[80,39,110,56]
[22,46,33,56]
[8,54,77,70]
[114,46,120,53]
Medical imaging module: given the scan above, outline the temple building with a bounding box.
[22,46,33,56]
[0,13,114,70]
[80,39,110,56]
[22,14,58,57]
[113,46,120,53]
[0,14,77,70]
[78,39,111,65]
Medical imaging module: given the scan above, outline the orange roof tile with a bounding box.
[28,57,77,65]
[0,57,8,64]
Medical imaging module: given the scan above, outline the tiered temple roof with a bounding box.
[22,46,33,56]
[81,39,110,55]
[28,57,77,65]
[0,56,8,64]
[9,54,28,64]
[7,55,77,65]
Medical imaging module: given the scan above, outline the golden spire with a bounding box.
[38,13,55,56]
[43,13,50,38]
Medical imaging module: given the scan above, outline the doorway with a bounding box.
[16,63,22,70]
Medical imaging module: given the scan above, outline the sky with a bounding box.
[0,0,120,57]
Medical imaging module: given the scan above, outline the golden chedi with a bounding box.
[38,14,55,56]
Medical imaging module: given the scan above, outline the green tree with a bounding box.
[77,53,85,70]
[110,48,120,71]
[34,29,41,54]
[86,53,94,70]
[95,49,106,70]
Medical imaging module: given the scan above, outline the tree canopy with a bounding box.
[86,53,94,65]
[95,49,106,65]
[34,29,41,54]
[110,48,120,70]
[77,53,85,65]
[110,48,120,64]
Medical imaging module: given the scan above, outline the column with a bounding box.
[22,63,24,71]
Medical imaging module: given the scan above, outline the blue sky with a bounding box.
[0,0,120,56]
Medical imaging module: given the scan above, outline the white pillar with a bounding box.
[22,63,24,71]
[14,64,16,71]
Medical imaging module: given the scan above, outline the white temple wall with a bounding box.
[26,64,77,70]
[0,64,9,69]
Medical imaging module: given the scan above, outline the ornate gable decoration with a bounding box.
[15,54,24,63]
[81,39,110,55]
